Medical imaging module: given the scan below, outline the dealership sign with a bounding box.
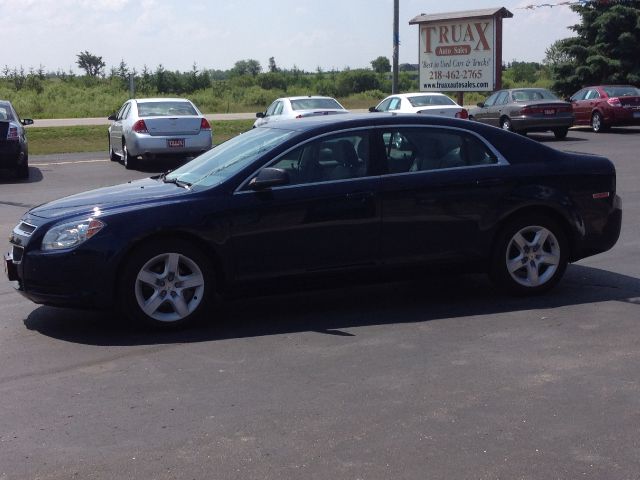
[410,8,513,92]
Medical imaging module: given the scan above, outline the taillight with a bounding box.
[200,118,211,130]
[132,120,148,133]
[455,109,469,119]
[7,126,19,140]
[607,97,622,107]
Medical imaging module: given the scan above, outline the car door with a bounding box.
[229,129,381,281]
[569,89,588,124]
[474,91,500,124]
[257,100,280,126]
[486,90,510,126]
[110,102,130,155]
[376,126,513,266]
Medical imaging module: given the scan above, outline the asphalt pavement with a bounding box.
[0,127,639,479]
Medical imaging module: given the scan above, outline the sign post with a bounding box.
[409,8,513,105]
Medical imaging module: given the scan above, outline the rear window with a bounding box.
[136,101,198,117]
[408,95,455,107]
[603,86,640,97]
[512,89,558,102]
[0,104,14,121]
[290,98,343,111]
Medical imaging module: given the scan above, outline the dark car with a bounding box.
[5,114,621,328]
[0,100,34,178]
[469,88,574,139]
[569,85,640,132]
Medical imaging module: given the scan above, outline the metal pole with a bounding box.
[392,0,399,94]
[129,73,135,98]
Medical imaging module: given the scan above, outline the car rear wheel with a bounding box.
[490,215,568,295]
[500,117,513,132]
[553,128,568,139]
[591,111,608,133]
[16,151,29,179]
[119,239,215,328]
[122,142,136,170]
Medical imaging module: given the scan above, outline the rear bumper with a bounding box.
[0,142,21,168]
[607,108,640,127]
[572,195,622,261]
[511,115,574,132]
[127,131,212,157]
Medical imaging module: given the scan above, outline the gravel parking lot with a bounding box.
[1,127,639,479]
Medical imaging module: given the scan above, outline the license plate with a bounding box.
[167,139,185,148]
[544,109,555,115]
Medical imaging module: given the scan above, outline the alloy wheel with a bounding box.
[505,225,561,288]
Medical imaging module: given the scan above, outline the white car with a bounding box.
[370,92,468,119]
[254,96,348,127]
[108,98,213,170]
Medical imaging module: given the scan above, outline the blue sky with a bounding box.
[3,0,580,73]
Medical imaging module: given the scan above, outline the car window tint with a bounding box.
[379,127,497,174]
[602,86,640,97]
[269,132,370,186]
[571,89,587,101]
[408,95,456,107]
[122,103,132,119]
[137,101,197,117]
[388,98,402,111]
[585,89,600,100]
[377,98,393,111]
[483,92,500,107]
[290,98,343,110]
[0,104,14,121]
[496,91,510,105]
[273,102,284,116]
[116,103,128,120]
[265,101,278,116]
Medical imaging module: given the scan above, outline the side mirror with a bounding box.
[368,106,379,113]
[248,167,289,190]
[21,118,34,126]
[477,102,485,108]
[256,112,265,119]
[108,113,117,121]
[565,97,573,103]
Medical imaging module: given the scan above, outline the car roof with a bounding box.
[278,96,337,101]
[133,98,193,103]
[394,92,448,98]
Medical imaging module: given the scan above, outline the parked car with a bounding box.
[370,92,468,118]
[569,85,640,132]
[6,114,621,328]
[469,88,574,139]
[0,100,33,179]
[254,96,348,127]
[108,98,212,169]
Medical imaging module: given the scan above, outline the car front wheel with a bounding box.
[122,142,136,169]
[500,117,513,132]
[119,239,215,328]
[109,137,119,161]
[490,215,568,295]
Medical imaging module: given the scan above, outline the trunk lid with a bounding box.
[142,117,202,136]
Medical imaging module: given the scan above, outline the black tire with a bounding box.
[16,151,29,179]
[468,115,475,122]
[591,111,608,133]
[119,239,215,329]
[489,214,569,295]
[123,142,136,170]
[553,128,568,139]
[109,137,119,161]
[500,117,513,132]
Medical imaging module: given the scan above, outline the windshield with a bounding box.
[290,98,343,111]
[408,95,455,107]
[165,127,296,188]
[603,86,640,97]
[512,89,558,102]
[137,101,198,117]
[0,104,14,121]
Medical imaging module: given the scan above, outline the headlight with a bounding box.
[41,218,106,251]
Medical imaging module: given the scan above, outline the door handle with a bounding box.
[476,178,505,186]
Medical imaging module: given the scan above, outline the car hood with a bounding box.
[28,177,192,220]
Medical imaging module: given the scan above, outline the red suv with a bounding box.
[569,85,640,132]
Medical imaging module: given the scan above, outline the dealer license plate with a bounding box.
[544,109,556,115]
[167,139,185,148]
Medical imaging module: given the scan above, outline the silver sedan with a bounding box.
[254,96,348,128]
[108,98,213,169]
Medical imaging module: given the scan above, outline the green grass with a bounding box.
[27,119,256,155]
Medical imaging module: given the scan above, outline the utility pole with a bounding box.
[392,0,399,94]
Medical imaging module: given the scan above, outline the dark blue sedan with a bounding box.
[5,114,622,328]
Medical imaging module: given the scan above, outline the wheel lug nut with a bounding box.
[160,290,167,297]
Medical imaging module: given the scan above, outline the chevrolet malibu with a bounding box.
[5,114,621,328]
[108,98,212,169]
